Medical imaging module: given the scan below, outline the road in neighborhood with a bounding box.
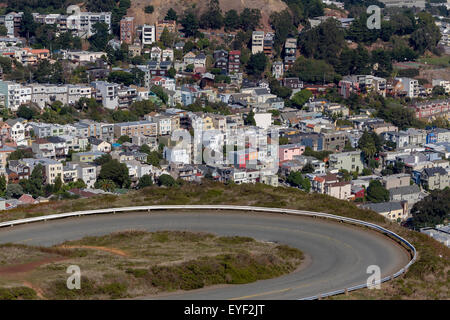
[0,210,410,299]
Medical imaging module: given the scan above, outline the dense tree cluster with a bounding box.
[286,171,311,192]
[410,188,450,228]
[366,180,389,203]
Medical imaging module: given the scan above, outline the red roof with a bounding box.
[18,194,38,204]
[69,188,98,198]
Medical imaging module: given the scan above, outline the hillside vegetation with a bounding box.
[126,0,288,27]
[0,230,303,299]
[0,181,449,299]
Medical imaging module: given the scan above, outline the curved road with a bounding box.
[0,210,410,300]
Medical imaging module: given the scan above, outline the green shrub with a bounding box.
[0,287,37,300]
[126,268,149,278]
[100,282,128,299]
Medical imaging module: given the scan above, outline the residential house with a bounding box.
[329,151,364,173]
[420,167,450,190]
[5,119,26,145]
[89,137,111,153]
[382,173,411,190]
[324,181,352,200]
[361,201,408,222]
[389,184,422,206]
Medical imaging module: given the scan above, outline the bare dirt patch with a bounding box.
[58,245,128,257]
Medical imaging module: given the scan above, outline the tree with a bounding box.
[107,71,135,86]
[33,60,64,84]
[291,89,312,108]
[0,175,6,197]
[0,25,7,36]
[17,105,37,120]
[160,27,175,47]
[117,135,131,144]
[20,163,45,198]
[98,159,131,188]
[358,130,382,163]
[137,174,153,189]
[432,85,446,97]
[200,0,223,30]
[298,18,345,67]
[246,52,267,77]
[53,174,63,193]
[94,179,117,192]
[409,12,441,54]
[287,56,338,84]
[411,188,450,228]
[244,110,256,126]
[8,148,34,161]
[269,9,296,53]
[139,144,151,154]
[158,174,177,187]
[94,153,113,166]
[147,151,162,167]
[224,10,240,31]
[19,9,37,42]
[168,67,176,79]
[301,163,315,174]
[150,85,168,104]
[88,22,111,51]
[5,183,24,199]
[239,8,261,31]
[286,171,310,192]
[165,8,178,21]
[269,78,292,99]
[366,180,389,203]
[181,12,199,37]
[144,5,154,14]
[73,178,87,189]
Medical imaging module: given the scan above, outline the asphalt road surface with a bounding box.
[0,210,410,300]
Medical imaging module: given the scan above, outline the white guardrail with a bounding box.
[0,205,417,300]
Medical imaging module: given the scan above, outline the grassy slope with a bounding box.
[1,181,449,299]
[0,231,303,299]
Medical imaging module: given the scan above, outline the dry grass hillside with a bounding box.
[127,0,288,28]
[0,181,448,299]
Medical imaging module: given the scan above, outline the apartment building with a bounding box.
[155,20,177,41]
[65,5,112,38]
[329,151,364,173]
[228,50,241,74]
[141,24,156,45]
[62,50,106,63]
[120,17,135,44]
[21,158,63,184]
[272,61,284,79]
[263,33,274,56]
[251,31,264,54]
[91,81,119,110]
[397,77,419,98]
[382,173,411,190]
[284,38,297,71]
[0,12,23,37]
[420,167,450,190]
[432,79,450,94]
[114,121,158,138]
[409,99,450,120]
[322,131,348,151]
[0,81,31,111]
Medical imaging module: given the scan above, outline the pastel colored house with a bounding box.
[279,144,305,162]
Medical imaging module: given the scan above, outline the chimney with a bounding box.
[401,200,408,217]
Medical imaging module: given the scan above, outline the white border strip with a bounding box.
[0,205,416,300]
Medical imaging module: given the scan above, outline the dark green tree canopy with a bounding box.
[366,180,389,203]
